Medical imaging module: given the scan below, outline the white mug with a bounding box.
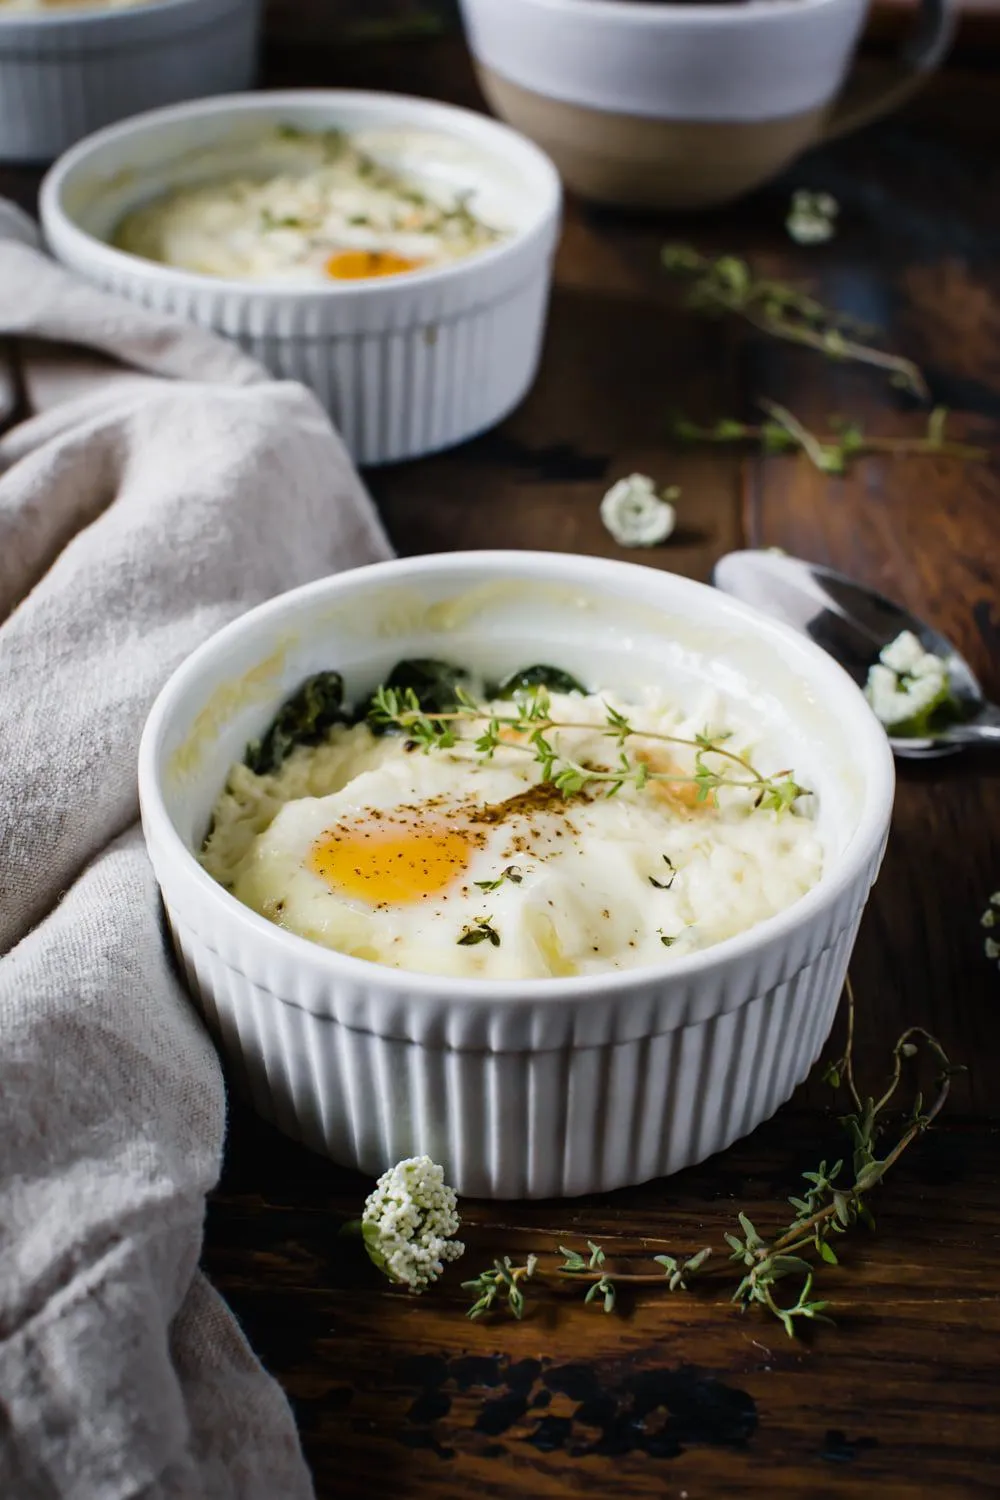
[459,0,955,209]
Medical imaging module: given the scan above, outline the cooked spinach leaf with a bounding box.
[245,671,347,774]
[245,659,588,767]
[494,664,587,698]
[360,658,473,732]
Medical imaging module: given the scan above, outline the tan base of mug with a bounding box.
[475,65,827,211]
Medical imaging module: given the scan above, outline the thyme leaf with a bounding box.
[654,1247,713,1292]
[474,865,523,893]
[457,916,501,948]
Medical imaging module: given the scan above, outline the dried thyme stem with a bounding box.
[758,399,835,472]
[661,244,929,399]
[840,972,862,1113]
[742,303,929,399]
[672,402,987,474]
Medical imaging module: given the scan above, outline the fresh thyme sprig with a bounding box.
[464,1255,537,1319]
[460,978,961,1336]
[560,1241,617,1313]
[662,244,929,399]
[654,1247,713,1291]
[672,402,987,475]
[369,685,805,813]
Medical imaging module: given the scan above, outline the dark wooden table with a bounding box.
[5,6,1000,1497]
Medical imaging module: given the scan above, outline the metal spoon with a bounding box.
[712,549,1000,759]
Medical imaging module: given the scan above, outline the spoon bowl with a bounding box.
[712,550,1000,759]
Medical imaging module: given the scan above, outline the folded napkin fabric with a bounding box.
[0,201,391,1499]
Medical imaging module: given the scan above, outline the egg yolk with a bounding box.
[309,823,472,903]
[324,249,424,281]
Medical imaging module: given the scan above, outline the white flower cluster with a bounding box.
[361,1156,464,1292]
[599,473,677,548]
[864,630,950,731]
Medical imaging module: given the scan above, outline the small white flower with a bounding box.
[982,892,1000,969]
[864,630,951,731]
[361,1156,464,1292]
[600,474,677,548]
[786,190,839,246]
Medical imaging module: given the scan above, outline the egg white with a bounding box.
[206,693,824,980]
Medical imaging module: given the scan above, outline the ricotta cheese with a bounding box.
[865,630,952,733]
[113,125,505,285]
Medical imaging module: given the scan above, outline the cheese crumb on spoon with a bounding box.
[864,629,953,734]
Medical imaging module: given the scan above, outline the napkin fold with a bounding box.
[0,200,391,1499]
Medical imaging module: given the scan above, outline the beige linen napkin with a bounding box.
[0,201,391,1499]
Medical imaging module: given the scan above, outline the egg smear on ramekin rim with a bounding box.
[200,663,824,982]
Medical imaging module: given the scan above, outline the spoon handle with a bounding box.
[943,706,1000,747]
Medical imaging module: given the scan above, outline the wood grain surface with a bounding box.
[3,5,999,1496]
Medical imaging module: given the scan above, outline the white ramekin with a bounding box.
[138,551,895,1199]
[39,90,562,465]
[0,0,260,164]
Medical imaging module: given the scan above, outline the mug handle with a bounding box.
[822,0,956,141]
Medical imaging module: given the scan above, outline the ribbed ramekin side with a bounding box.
[74,266,551,464]
[165,889,866,1199]
[0,2,257,163]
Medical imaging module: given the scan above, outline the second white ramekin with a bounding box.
[138,551,895,1199]
[39,91,563,465]
[0,0,260,164]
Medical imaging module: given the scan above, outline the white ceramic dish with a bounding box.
[0,0,260,164]
[138,551,895,1199]
[40,91,562,465]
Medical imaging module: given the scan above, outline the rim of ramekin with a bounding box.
[138,550,895,1006]
[0,0,235,29]
[461,0,848,24]
[39,89,563,303]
